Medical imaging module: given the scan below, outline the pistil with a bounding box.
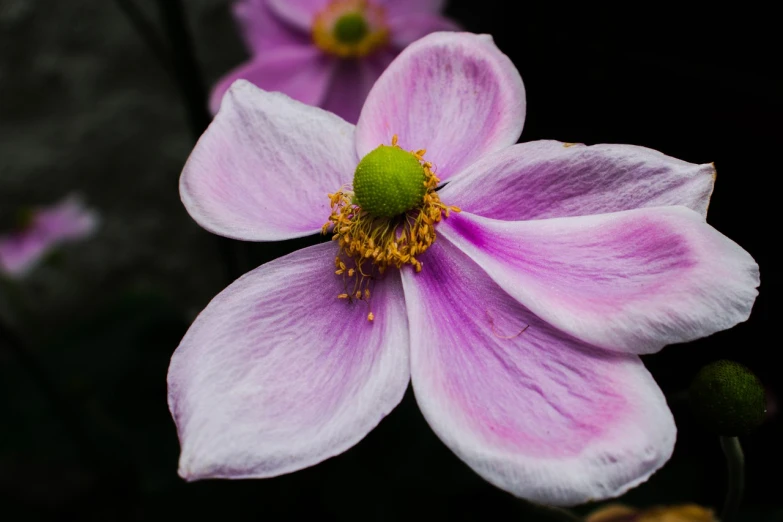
[323,135,460,321]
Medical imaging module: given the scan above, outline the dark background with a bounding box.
[0,1,779,520]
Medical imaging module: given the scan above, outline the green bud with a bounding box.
[353,145,427,219]
[332,13,369,45]
[689,360,765,436]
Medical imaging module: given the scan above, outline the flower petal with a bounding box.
[387,14,461,49]
[168,242,410,480]
[266,0,329,31]
[402,239,675,506]
[183,80,356,241]
[232,0,310,53]
[356,32,525,182]
[209,46,334,115]
[320,49,396,124]
[0,196,98,277]
[439,141,717,221]
[440,208,759,354]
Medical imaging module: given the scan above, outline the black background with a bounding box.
[1,1,780,520]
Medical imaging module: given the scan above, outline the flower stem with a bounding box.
[113,0,172,72]
[720,436,745,522]
[154,0,210,139]
[154,0,246,281]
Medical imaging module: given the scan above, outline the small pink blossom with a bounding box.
[211,0,459,122]
[170,33,759,505]
[0,196,98,278]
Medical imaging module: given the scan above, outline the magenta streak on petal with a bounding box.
[447,212,695,306]
[403,239,676,505]
[410,241,628,457]
[440,208,759,354]
[439,141,716,222]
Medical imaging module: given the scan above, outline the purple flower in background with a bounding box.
[170,32,759,505]
[0,196,98,278]
[210,0,459,122]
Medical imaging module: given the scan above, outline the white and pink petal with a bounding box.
[232,0,310,54]
[387,14,461,49]
[183,80,356,241]
[402,240,675,506]
[356,32,525,182]
[439,141,717,221]
[441,208,759,354]
[168,242,410,480]
[0,196,98,277]
[266,0,329,31]
[320,49,396,124]
[209,46,334,115]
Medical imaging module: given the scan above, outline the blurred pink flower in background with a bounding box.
[210,0,459,122]
[0,196,98,278]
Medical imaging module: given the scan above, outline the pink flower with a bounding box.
[170,32,759,505]
[0,196,98,278]
[210,0,459,122]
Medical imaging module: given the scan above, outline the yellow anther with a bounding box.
[323,134,461,322]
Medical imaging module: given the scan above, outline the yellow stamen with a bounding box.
[323,135,460,321]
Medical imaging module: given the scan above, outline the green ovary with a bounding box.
[332,13,369,45]
[353,145,427,219]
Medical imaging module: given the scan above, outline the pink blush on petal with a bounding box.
[405,239,676,505]
[407,240,632,458]
[441,208,757,355]
[449,214,696,308]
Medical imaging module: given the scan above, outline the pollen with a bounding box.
[323,135,461,321]
[312,0,389,58]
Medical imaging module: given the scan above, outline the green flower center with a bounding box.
[353,145,427,218]
[332,13,369,45]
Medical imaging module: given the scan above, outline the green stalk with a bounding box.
[154,0,246,281]
[720,436,745,522]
